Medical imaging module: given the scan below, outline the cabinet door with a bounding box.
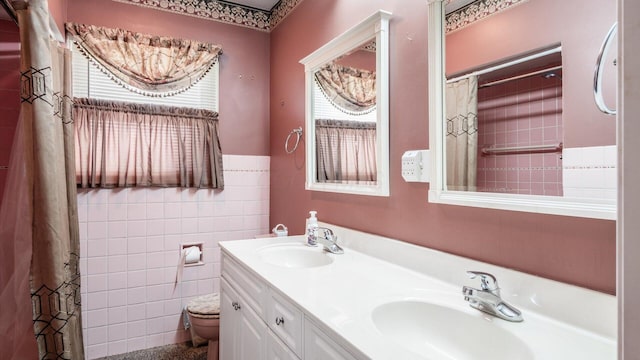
[220,279,238,360]
[221,278,268,360]
[267,328,300,360]
[237,296,268,360]
[304,319,359,360]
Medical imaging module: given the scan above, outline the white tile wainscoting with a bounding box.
[563,145,617,200]
[77,155,270,359]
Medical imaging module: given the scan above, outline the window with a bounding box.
[70,40,223,189]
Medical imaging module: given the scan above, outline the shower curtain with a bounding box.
[0,0,84,358]
[445,76,478,191]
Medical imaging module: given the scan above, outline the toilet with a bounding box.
[186,293,221,360]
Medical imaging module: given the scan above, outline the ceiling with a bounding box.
[226,0,280,11]
[445,0,477,14]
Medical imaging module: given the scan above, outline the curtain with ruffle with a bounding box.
[314,63,376,114]
[74,98,224,189]
[315,119,377,183]
[65,22,222,96]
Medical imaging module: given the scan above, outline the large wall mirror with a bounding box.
[427,0,617,219]
[300,10,391,197]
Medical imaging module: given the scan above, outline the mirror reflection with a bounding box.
[300,10,390,197]
[444,0,616,200]
[313,39,377,184]
[446,47,563,195]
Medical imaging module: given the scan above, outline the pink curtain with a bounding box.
[74,98,224,189]
[66,22,222,96]
[315,119,377,183]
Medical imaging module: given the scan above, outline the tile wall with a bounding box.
[78,154,270,359]
[563,145,617,200]
[476,71,563,196]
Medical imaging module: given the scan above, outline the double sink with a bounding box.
[255,241,532,359]
[222,231,616,359]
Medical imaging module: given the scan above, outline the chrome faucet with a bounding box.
[310,227,344,254]
[462,271,523,322]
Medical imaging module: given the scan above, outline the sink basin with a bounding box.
[372,300,534,360]
[257,243,333,268]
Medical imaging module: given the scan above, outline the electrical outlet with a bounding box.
[401,150,430,182]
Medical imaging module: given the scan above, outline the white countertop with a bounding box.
[220,223,616,360]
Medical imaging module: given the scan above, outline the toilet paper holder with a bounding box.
[181,243,204,267]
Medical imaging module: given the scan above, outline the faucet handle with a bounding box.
[317,227,336,242]
[466,271,499,293]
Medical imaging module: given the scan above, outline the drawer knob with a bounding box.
[275,316,285,326]
[232,301,241,311]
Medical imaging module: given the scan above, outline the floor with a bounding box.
[95,343,208,360]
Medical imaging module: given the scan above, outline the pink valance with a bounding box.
[314,63,376,114]
[65,22,222,96]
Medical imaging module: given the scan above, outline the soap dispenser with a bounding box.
[306,211,318,246]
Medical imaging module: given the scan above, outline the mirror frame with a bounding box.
[300,10,391,197]
[426,0,616,220]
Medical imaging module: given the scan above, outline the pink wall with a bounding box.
[48,0,67,34]
[336,49,376,72]
[0,20,20,202]
[269,1,615,294]
[66,0,271,156]
[476,73,563,196]
[446,0,616,148]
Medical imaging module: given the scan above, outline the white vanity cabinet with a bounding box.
[221,253,361,360]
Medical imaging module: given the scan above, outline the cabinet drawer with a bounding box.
[304,319,359,360]
[222,254,267,320]
[267,288,304,357]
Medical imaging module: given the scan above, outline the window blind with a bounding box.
[313,81,376,122]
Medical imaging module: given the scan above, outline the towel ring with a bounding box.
[593,22,617,115]
[285,127,303,154]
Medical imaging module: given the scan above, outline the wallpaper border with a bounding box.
[445,0,529,33]
[111,0,304,32]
